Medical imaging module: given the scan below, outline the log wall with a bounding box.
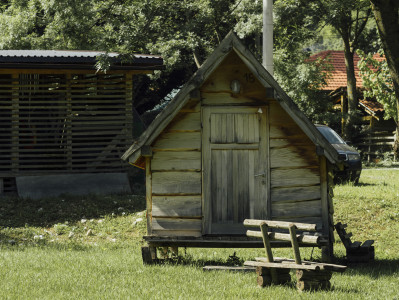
[149,100,202,237]
[269,101,324,230]
[0,72,133,176]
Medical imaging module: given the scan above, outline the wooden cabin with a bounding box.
[0,50,163,196]
[122,32,341,259]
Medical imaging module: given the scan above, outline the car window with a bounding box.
[317,126,345,144]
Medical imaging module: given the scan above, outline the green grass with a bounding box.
[1,169,399,299]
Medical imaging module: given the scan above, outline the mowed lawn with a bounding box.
[1,169,399,299]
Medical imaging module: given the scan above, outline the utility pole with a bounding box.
[263,0,273,76]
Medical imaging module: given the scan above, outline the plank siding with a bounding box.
[0,73,133,176]
[150,104,202,235]
[151,151,201,171]
[152,132,201,151]
[269,100,323,228]
[152,196,202,217]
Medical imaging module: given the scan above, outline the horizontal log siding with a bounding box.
[150,105,202,236]
[269,102,323,229]
[0,73,133,176]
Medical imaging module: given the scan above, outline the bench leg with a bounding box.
[296,270,332,291]
[256,267,291,287]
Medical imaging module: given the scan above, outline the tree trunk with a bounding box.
[370,0,399,159]
[343,40,358,139]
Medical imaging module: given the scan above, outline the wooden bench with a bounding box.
[335,222,375,263]
[243,219,347,291]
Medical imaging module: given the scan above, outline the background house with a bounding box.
[310,50,396,161]
[0,50,163,198]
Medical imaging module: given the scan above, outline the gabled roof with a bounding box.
[310,50,385,91]
[0,50,163,70]
[122,31,340,165]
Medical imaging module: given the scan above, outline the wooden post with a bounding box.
[260,222,278,284]
[288,224,302,265]
[11,73,19,174]
[145,157,152,235]
[260,223,273,262]
[66,73,72,170]
[125,73,133,140]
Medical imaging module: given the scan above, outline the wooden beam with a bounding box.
[244,219,318,231]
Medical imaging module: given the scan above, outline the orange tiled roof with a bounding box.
[359,99,385,115]
[309,50,385,91]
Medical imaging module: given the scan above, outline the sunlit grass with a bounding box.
[1,169,399,299]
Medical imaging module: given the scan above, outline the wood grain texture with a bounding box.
[165,112,201,132]
[152,171,201,194]
[271,185,321,203]
[152,196,202,217]
[270,146,319,169]
[271,168,320,188]
[272,200,322,218]
[152,218,202,231]
[152,132,201,151]
[151,230,202,237]
[151,151,201,171]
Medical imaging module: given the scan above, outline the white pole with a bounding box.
[263,0,273,76]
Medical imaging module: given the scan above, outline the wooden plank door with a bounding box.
[202,106,269,234]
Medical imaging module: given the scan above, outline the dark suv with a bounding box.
[316,125,362,184]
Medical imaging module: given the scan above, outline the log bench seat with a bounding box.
[244,219,347,291]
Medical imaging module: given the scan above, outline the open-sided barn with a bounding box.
[0,50,163,197]
[122,32,342,260]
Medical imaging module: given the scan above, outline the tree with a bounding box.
[369,0,399,157]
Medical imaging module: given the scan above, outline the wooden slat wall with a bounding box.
[269,101,324,230]
[150,100,202,237]
[0,73,133,176]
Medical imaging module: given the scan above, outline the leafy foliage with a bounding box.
[358,49,397,122]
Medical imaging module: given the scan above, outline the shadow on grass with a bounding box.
[345,259,399,277]
[0,193,146,228]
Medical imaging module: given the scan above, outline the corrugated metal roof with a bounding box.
[309,50,385,91]
[0,50,163,69]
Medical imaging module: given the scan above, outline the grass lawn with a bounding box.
[1,169,399,299]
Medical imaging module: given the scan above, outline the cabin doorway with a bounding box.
[202,106,269,234]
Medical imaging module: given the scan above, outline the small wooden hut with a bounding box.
[0,50,163,196]
[122,32,341,258]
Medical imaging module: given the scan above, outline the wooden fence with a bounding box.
[0,72,133,177]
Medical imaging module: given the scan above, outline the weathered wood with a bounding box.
[260,257,347,272]
[296,270,332,281]
[243,219,318,231]
[141,246,154,265]
[152,196,202,217]
[256,266,290,276]
[152,132,201,151]
[296,280,331,291]
[270,185,321,203]
[203,106,268,234]
[246,230,322,245]
[361,240,374,248]
[165,112,201,132]
[257,274,291,287]
[244,260,323,271]
[146,157,152,235]
[272,200,322,219]
[271,168,320,188]
[270,146,319,169]
[152,171,201,194]
[260,223,274,262]
[289,224,302,264]
[151,151,201,171]
[203,266,255,272]
[151,218,202,231]
[150,230,202,237]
